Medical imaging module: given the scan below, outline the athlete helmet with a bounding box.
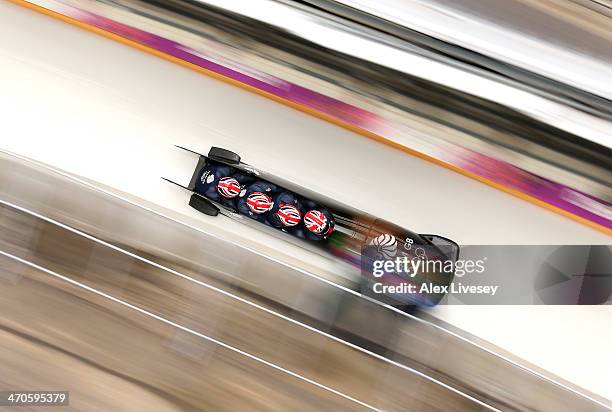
[246,192,273,214]
[276,204,301,227]
[216,176,241,198]
[304,210,328,234]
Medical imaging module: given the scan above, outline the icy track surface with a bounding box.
[0,0,610,401]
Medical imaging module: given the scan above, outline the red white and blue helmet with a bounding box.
[246,192,273,214]
[304,210,328,234]
[217,177,241,198]
[276,204,301,227]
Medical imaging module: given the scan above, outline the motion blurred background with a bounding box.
[0,0,610,410]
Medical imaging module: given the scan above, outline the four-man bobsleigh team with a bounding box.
[195,162,335,241]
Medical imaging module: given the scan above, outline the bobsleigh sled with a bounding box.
[164,146,459,307]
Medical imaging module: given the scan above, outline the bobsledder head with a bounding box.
[275,204,302,227]
[246,192,274,214]
[304,210,329,234]
[217,176,242,198]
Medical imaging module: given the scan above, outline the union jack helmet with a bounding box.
[246,192,273,214]
[216,176,241,198]
[276,204,301,227]
[304,210,328,234]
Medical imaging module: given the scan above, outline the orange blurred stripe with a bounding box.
[9,0,611,236]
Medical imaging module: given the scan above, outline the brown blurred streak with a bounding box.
[515,0,612,41]
[0,205,480,411]
[0,257,364,412]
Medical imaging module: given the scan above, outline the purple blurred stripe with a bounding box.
[38,3,612,230]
